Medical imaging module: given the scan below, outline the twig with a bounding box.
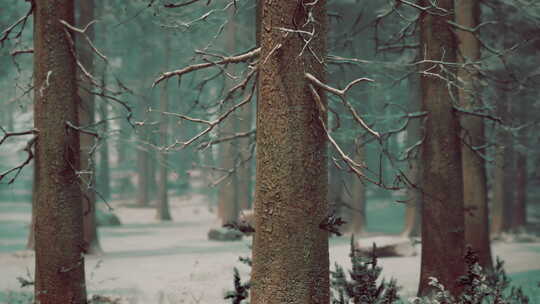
[153,47,260,87]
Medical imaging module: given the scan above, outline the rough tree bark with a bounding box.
[417,0,466,297]
[77,0,102,255]
[33,0,87,302]
[455,0,492,270]
[250,1,329,303]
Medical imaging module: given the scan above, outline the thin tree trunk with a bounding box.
[418,0,466,297]
[34,0,87,301]
[217,6,239,225]
[511,105,528,232]
[455,0,492,270]
[345,143,366,235]
[26,160,37,250]
[77,0,102,255]
[491,92,513,236]
[136,95,150,207]
[251,1,329,303]
[156,38,172,221]
[402,69,422,238]
[237,101,253,211]
[97,102,111,201]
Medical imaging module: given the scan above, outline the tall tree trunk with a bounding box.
[78,0,102,255]
[490,92,513,236]
[33,0,87,302]
[136,95,150,207]
[26,160,38,250]
[344,143,366,235]
[237,101,253,211]
[97,102,111,201]
[418,0,466,297]
[455,0,492,270]
[217,6,239,225]
[251,1,329,303]
[401,68,422,238]
[156,38,172,221]
[511,105,528,232]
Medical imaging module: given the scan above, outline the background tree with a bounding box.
[455,0,492,269]
[417,0,466,296]
[77,0,102,255]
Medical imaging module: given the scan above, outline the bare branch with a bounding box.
[305,73,380,139]
[0,126,37,146]
[10,49,33,56]
[0,3,33,45]
[0,136,36,184]
[153,47,260,87]
[59,19,108,62]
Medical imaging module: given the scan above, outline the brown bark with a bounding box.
[418,0,466,297]
[33,0,87,302]
[455,0,492,270]
[78,0,102,255]
[250,1,329,303]
[156,39,172,221]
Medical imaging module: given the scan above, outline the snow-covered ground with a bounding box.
[1,191,540,303]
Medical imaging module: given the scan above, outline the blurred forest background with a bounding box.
[1,0,540,303]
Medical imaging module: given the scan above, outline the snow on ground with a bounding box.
[1,192,540,303]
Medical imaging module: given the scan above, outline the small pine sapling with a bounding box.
[224,267,250,304]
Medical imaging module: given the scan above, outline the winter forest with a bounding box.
[0,0,539,303]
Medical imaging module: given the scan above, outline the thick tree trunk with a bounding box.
[78,0,102,255]
[33,0,87,302]
[455,0,492,270]
[156,39,172,221]
[251,1,329,303]
[418,0,466,297]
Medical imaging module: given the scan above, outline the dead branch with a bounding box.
[10,49,33,56]
[0,136,36,184]
[0,2,34,45]
[165,81,256,149]
[153,47,260,87]
[305,72,380,139]
[197,129,255,150]
[59,19,108,62]
[0,126,37,146]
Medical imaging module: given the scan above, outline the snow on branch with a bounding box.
[152,47,260,87]
[305,72,380,139]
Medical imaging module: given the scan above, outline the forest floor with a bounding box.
[1,186,540,303]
